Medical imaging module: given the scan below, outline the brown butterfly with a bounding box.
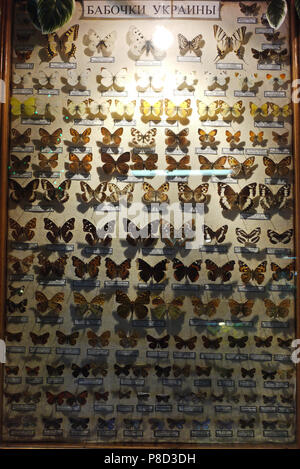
[174,335,197,350]
[30,332,50,345]
[264,31,281,42]
[228,299,254,317]
[107,182,134,204]
[191,297,220,317]
[147,334,170,349]
[7,298,27,313]
[277,337,293,348]
[259,184,291,210]
[101,152,130,175]
[46,391,66,405]
[218,182,256,211]
[151,296,185,320]
[124,218,160,248]
[239,2,259,15]
[195,366,212,376]
[8,254,35,274]
[118,330,139,348]
[80,181,107,204]
[91,363,108,377]
[203,224,228,243]
[6,331,23,342]
[263,156,291,177]
[35,291,64,314]
[235,227,261,244]
[228,156,255,178]
[64,391,88,406]
[271,261,294,281]
[238,260,267,284]
[15,49,33,61]
[130,128,157,148]
[160,219,195,248]
[105,258,131,280]
[205,259,235,282]
[41,179,71,204]
[198,156,227,171]
[249,130,265,146]
[43,217,75,243]
[69,153,92,173]
[272,131,289,146]
[132,364,150,377]
[173,364,191,377]
[165,128,190,149]
[142,182,169,204]
[10,155,31,173]
[178,182,209,204]
[82,218,115,246]
[39,128,62,147]
[73,292,104,316]
[202,335,222,349]
[5,366,19,375]
[155,365,171,377]
[101,127,123,146]
[9,217,36,241]
[38,153,59,169]
[228,336,248,348]
[269,49,288,64]
[72,255,101,278]
[198,129,218,146]
[56,330,79,345]
[11,128,31,146]
[114,364,131,376]
[94,391,109,402]
[9,179,39,203]
[131,153,158,171]
[172,258,201,282]
[71,364,91,378]
[254,336,273,348]
[267,229,293,244]
[137,258,169,283]
[264,299,290,319]
[165,155,191,171]
[251,48,270,62]
[37,253,68,277]
[115,289,150,319]
[87,330,111,347]
[70,127,91,145]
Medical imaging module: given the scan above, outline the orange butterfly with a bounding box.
[38,153,59,169]
[69,153,93,173]
[70,128,91,145]
[249,130,265,146]
[225,130,241,145]
[198,129,217,146]
[165,155,190,171]
[101,127,123,146]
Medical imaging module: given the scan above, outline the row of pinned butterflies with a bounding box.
[8,217,294,248]
[8,179,293,212]
[7,252,295,284]
[10,97,293,121]
[7,288,292,320]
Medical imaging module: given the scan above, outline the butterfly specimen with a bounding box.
[118,330,139,348]
[91,363,108,377]
[80,181,107,204]
[131,128,157,148]
[87,330,111,348]
[266,73,288,90]
[43,418,63,430]
[46,364,65,377]
[97,417,115,430]
[263,155,291,179]
[83,219,115,247]
[160,219,195,248]
[7,298,27,313]
[4,391,22,403]
[9,179,39,203]
[271,261,294,281]
[249,130,265,146]
[267,229,293,245]
[154,365,171,378]
[39,128,62,147]
[105,258,131,280]
[259,184,291,210]
[115,289,150,319]
[10,155,31,173]
[37,70,59,87]
[225,130,241,146]
[84,29,116,56]
[178,32,204,58]
[165,98,192,123]
[251,48,271,62]
[101,127,123,146]
[193,419,211,431]
[204,224,228,243]
[238,260,267,284]
[254,336,273,348]
[249,102,269,118]
[8,284,25,297]
[213,25,246,61]
[277,368,294,380]
[23,391,42,404]
[175,70,197,90]
[6,330,22,342]
[228,156,255,178]
[228,335,248,348]
[123,419,143,430]
[218,100,244,121]
[131,153,158,171]
[132,364,150,377]
[147,334,170,349]
[99,67,128,90]
[8,254,34,274]
[142,182,169,204]
[191,297,220,317]
[137,258,169,283]
[107,182,134,204]
[264,32,282,43]
[35,291,64,314]
[12,71,32,88]
[172,258,201,283]
[151,296,185,320]
[156,394,170,402]
[30,332,50,345]
[64,391,88,407]
[87,99,111,118]
[41,179,71,204]
[94,391,109,402]
[195,366,212,376]
[101,152,130,175]
[277,337,293,349]
[135,70,164,92]
[68,153,93,174]
[264,298,290,319]
[140,99,163,121]
[206,72,228,90]
[10,97,35,116]
[270,102,292,118]
[56,331,79,346]
[205,259,235,282]
[165,155,191,171]
[196,100,219,120]
[38,153,59,170]
[11,128,31,146]
[202,335,223,349]
[239,2,259,15]
[217,182,257,212]
[165,128,190,150]
[272,131,289,147]
[244,393,257,403]
[128,26,165,59]
[72,255,101,279]
[67,69,90,88]
[114,364,131,376]
[167,418,185,430]
[46,24,79,60]
[43,218,75,244]
[239,417,256,429]
[235,227,261,244]
[178,182,209,204]
[280,394,294,404]
[112,99,136,120]
[174,335,197,350]
[73,292,104,316]
[198,129,218,147]
[241,367,256,378]
[236,73,258,91]
[124,218,160,248]
[37,253,68,277]
[66,99,88,117]
[45,391,66,406]
[228,299,254,317]
[270,49,288,64]
[9,217,36,242]
[69,128,91,146]
[198,156,227,171]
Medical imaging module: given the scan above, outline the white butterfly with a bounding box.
[35,98,59,116]
[66,99,88,117]
[205,71,228,89]
[175,70,197,90]
[99,67,128,90]
[83,29,117,56]
[197,100,220,120]
[235,73,258,90]
[87,99,112,118]
[135,70,165,92]
[111,100,136,120]
[12,72,32,88]
[128,26,165,60]
[67,68,91,87]
[38,70,59,87]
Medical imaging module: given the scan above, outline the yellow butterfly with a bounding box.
[249,102,269,118]
[140,99,163,121]
[10,97,36,116]
[165,98,192,123]
[219,100,244,120]
[270,103,292,118]
[196,100,219,120]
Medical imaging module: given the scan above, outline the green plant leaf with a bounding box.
[27,0,42,30]
[37,0,75,34]
[266,0,288,29]
[295,0,300,19]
